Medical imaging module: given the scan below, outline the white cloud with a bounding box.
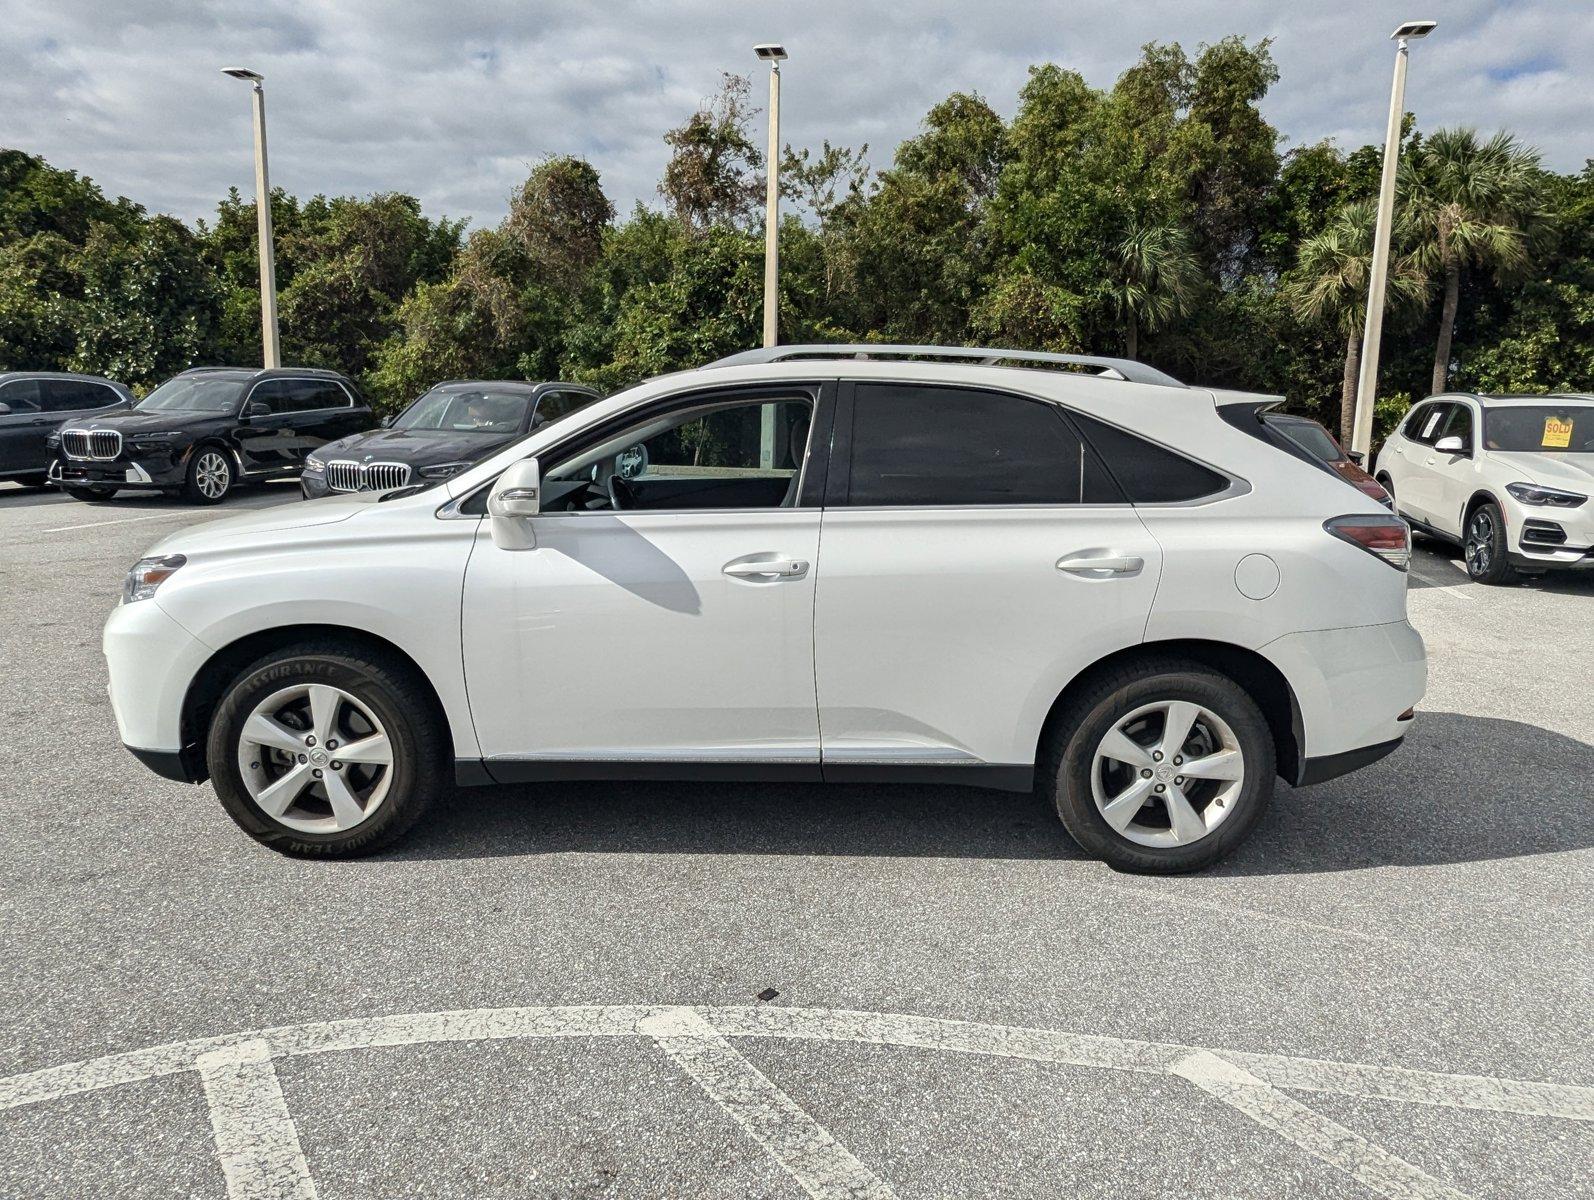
[1,0,1588,229]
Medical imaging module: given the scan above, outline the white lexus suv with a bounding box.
[1374,392,1594,584]
[104,346,1425,873]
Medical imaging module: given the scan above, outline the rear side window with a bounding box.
[286,380,351,411]
[0,379,41,411]
[845,384,1123,506]
[37,380,119,412]
[1068,411,1230,504]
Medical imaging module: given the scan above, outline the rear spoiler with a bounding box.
[1211,393,1346,478]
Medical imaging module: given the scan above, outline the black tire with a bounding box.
[1039,659,1276,874]
[64,485,117,502]
[206,641,448,857]
[1463,500,1518,586]
[182,445,234,504]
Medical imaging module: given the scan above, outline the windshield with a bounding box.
[1269,418,1343,464]
[136,376,245,413]
[1483,405,1594,453]
[396,389,530,435]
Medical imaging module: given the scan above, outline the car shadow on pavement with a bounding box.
[393,711,1590,872]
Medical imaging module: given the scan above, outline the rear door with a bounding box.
[812,381,1163,777]
[0,379,45,474]
[288,379,369,453]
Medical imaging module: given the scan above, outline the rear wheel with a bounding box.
[1463,501,1518,586]
[206,643,448,856]
[183,446,233,504]
[64,485,117,502]
[1041,661,1275,873]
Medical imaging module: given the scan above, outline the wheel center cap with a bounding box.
[309,749,328,766]
[1156,765,1175,782]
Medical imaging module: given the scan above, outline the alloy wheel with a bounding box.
[1465,510,1493,577]
[236,683,394,833]
[1089,700,1246,848]
[195,451,231,499]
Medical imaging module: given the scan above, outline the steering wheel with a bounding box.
[606,471,637,511]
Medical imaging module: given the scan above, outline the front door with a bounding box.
[235,380,299,473]
[461,387,827,768]
[1394,401,1453,524]
[813,382,1164,774]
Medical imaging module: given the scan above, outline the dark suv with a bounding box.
[52,367,373,504]
[301,380,599,498]
[0,372,133,487]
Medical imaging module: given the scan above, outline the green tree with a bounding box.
[1286,200,1425,442]
[507,156,615,288]
[1106,221,1202,359]
[659,74,764,232]
[1401,128,1550,394]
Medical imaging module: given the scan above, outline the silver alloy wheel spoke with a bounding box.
[321,770,366,830]
[1179,748,1244,781]
[1159,701,1201,758]
[1098,727,1154,769]
[335,733,391,766]
[1100,777,1155,832]
[306,685,342,745]
[255,763,313,818]
[1163,785,1207,843]
[242,712,308,755]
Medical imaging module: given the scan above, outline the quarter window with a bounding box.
[1068,411,1230,504]
[845,384,1122,506]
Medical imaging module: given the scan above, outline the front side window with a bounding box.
[845,384,1121,506]
[543,395,813,512]
[140,376,246,413]
[1405,402,1452,446]
[397,389,532,434]
[1438,403,1474,448]
[1483,405,1594,453]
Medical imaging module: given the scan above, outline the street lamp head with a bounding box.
[1391,20,1437,40]
[221,67,264,83]
[753,43,788,62]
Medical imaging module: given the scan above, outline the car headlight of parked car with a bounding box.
[1505,482,1587,508]
[122,554,186,605]
[418,461,474,479]
[130,433,181,452]
[302,455,326,473]
[46,431,61,448]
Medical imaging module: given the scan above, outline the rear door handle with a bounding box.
[1056,553,1144,578]
[724,556,810,580]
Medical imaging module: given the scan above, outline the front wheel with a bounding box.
[206,643,448,856]
[183,446,234,504]
[1463,501,1518,586]
[1041,661,1275,873]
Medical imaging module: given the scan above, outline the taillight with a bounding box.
[1323,514,1410,572]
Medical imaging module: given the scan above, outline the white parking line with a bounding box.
[1173,1050,1472,1200]
[40,511,194,533]
[2,1005,1589,1196]
[196,1039,318,1200]
[641,1008,898,1200]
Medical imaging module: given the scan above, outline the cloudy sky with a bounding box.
[3,1,1589,229]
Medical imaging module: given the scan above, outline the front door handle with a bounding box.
[724,556,810,580]
[1056,553,1144,578]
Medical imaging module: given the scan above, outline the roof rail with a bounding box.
[707,344,1186,389]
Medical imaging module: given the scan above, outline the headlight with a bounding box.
[131,436,180,452]
[302,455,326,473]
[1506,482,1587,508]
[418,461,473,479]
[46,432,61,448]
[122,554,186,604]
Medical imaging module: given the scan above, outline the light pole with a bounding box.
[1350,20,1436,459]
[754,44,787,350]
[222,67,281,368]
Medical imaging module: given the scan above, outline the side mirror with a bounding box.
[1433,435,1468,455]
[1345,449,1366,465]
[380,415,392,428]
[487,457,541,551]
[244,400,271,419]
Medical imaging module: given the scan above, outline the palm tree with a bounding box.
[1287,201,1425,444]
[1401,129,1548,394]
[1106,221,1202,361]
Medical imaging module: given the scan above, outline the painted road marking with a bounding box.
[196,1039,318,1200]
[1173,1050,1470,1200]
[40,511,197,533]
[641,1007,898,1199]
[3,1006,1589,1197]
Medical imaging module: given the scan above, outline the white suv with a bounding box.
[1374,393,1594,584]
[104,346,1426,873]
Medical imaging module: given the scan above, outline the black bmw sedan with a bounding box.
[300,380,599,498]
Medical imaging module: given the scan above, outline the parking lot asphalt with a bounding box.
[1,481,1590,1199]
